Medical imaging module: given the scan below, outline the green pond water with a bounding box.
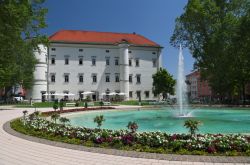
[67,108,250,134]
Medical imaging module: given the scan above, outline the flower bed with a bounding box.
[11,113,250,156]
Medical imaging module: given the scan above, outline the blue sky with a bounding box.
[42,0,195,78]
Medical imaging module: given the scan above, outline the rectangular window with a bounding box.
[105,74,110,82]
[64,75,69,83]
[136,91,141,98]
[79,75,83,83]
[92,74,97,83]
[152,59,157,67]
[129,74,133,83]
[115,73,120,82]
[115,57,119,66]
[65,58,69,65]
[64,91,69,100]
[50,91,55,101]
[154,92,157,97]
[92,58,96,66]
[79,91,84,100]
[51,75,55,82]
[145,91,149,98]
[51,48,56,51]
[129,91,133,98]
[135,59,139,67]
[79,49,83,52]
[79,57,83,65]
[136,74,141,84]
[129,59,132,66]
[106,57,110,66]
[51,57,55,64]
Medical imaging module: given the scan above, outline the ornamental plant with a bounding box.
[127,121,138,133]
[59,117,70,126]
[59,101,64,111]
[53,102,58,111]
[184,119,201,136]
[17,112,250,156]
[51,113,60,124]
[94,115,105,129]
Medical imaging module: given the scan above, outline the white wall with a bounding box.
[46,43,161,101]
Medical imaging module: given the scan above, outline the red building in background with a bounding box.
[186,71,212,101]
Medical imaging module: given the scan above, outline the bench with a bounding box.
[87,102,94,106]
[103,102,111,106]
[66,103,76,107]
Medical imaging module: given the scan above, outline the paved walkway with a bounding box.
[0,107,249,165]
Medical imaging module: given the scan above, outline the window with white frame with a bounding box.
[79,74,83,83]
[51,56,55,64]
[105,73,110,82]
[106,57,110,66]
[129,74,133,83]
[92,57,96,66]
[64,91,69,100]
[135,58,139,67]
[129,91,133,98]
[129,58,132,66]
[152,59,157,67]
[64,74,69,83]
[92,74,97,83]
[50,91,55,101]
[145,91,149,98]
[115,57,119,66]
[136,74,141,84]
[51,74,55,82]
[136,91,141,98]
[115,73,120,82]
[79,56,83,65]
[65,56,69,65]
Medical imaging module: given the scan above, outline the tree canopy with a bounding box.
[171,0,250,102]
[152,68,176,99]
[0,0,48,91]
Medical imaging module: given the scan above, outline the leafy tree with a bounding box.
[152,68,176,99]
[170,0,250,103]
[127,121,138,133]
[93,115,105,129]
[0,0,48,93]
[184,119,201,136]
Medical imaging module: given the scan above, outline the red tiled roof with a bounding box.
[49,30,161,47]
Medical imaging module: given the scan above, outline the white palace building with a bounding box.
[27,30,163,102]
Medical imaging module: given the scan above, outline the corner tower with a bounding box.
[29,44,48,102]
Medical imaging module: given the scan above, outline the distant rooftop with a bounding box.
[49,30,161,47]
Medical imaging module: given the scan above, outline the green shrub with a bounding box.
[94,115,105,129]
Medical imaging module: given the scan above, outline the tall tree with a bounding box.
[152,68,176,99]
[170,0,250,102]
[0,0,48,93]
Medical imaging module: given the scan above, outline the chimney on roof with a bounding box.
[133,32,136,35]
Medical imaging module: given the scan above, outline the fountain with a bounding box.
[176,45,189,117]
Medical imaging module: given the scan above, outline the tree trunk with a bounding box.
[242,83,246,105]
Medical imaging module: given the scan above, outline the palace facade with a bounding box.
[27,30,163,102]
